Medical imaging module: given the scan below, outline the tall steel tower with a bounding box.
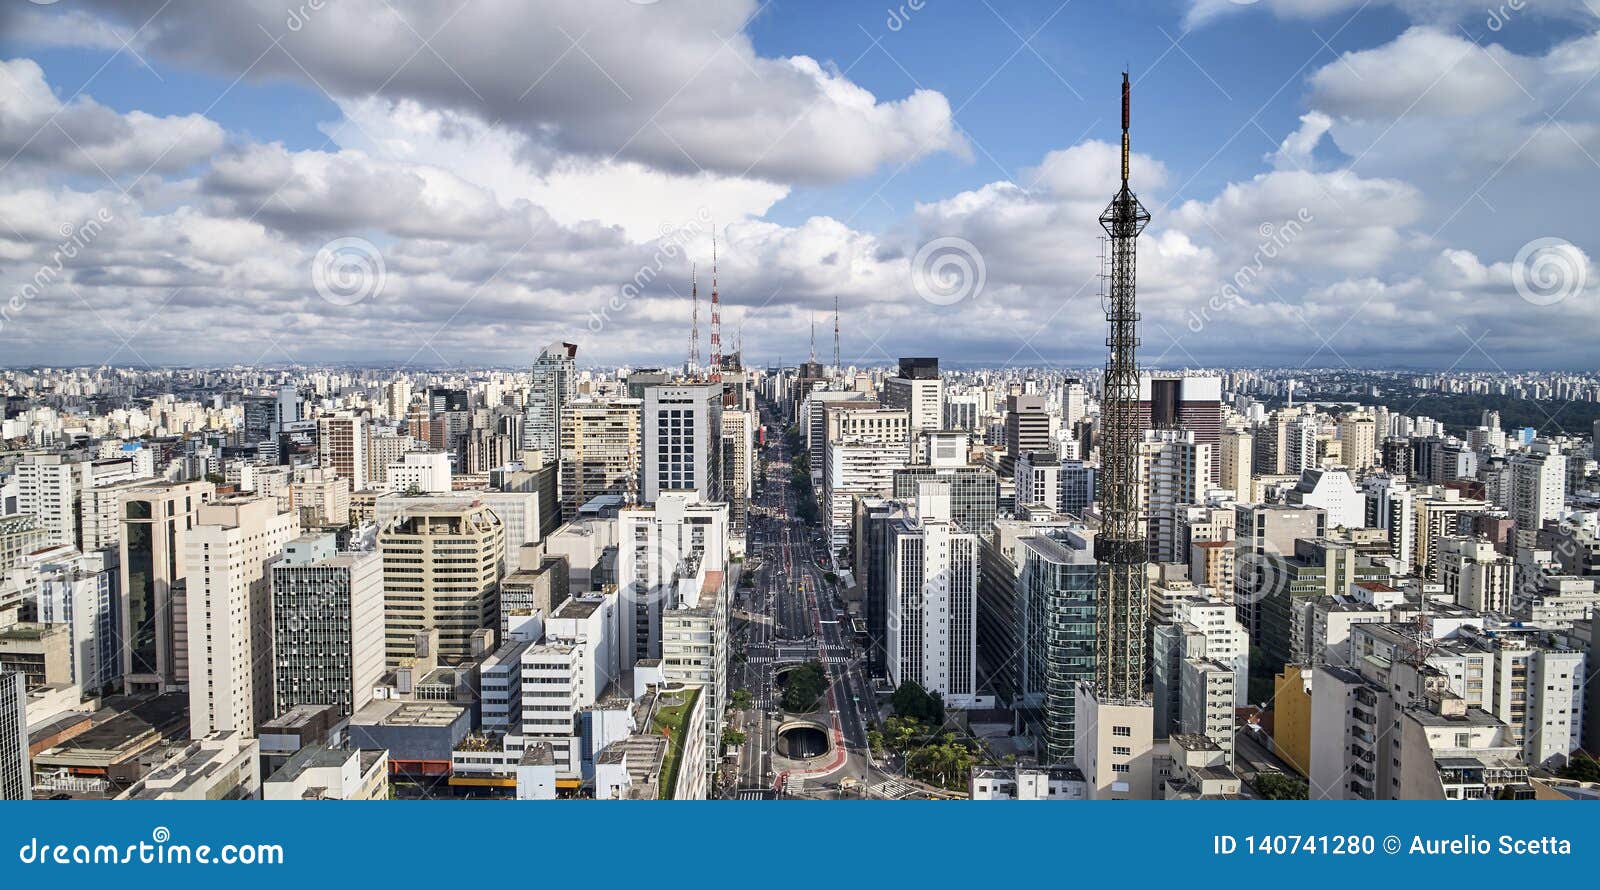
[832,295,841,376]
[1093,72,1152,702]
[688,264,701,377]
[709,236,722,384]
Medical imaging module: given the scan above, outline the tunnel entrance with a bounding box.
[776,723,831,760]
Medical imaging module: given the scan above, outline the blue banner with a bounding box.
[0,801,1593,887]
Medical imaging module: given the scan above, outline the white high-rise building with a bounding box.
[882,358,942,433]
[1507,442,1566,542]
[1437,537,1514,613]
[185,497,301,738]
[642,384,723,505]
[1061,378,1088,429]
[524,342,577,461]
[15,454,80,549]
[1152,597,1250,744]
[385,450,452,494]
[1139,430,1212,565]
[886,481,978,708]
[616,492,729,669]
[1362,475,1415,566]
[31,547,119,693]
[271,533,385,719]
[1014,450,1062,513]
[1218,429,1252,499]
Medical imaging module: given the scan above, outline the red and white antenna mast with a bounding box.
[709,234,722,384]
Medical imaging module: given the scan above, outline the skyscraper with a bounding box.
[524,342,577,461]
[881,357,943,434]
[317,414,370,491]
[272,533,385,719]
[886,482,979,708]
[185,497,301,738]
[119,479,214,694]
[559,397,643,515]
[642,383,723,505]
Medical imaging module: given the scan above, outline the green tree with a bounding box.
[729,689,754,711]
[890,681,945,726]
[781,660,829,712]
[722,730,747,747]
[1253,772,1310,800]
[1559,751,1600,783]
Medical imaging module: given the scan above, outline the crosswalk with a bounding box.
[867,779,918,800]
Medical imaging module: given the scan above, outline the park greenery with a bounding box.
[870,715,974,791]
[890,681,945,726]
[781,660,829,713]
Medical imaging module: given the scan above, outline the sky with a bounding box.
[1,0,1598,372]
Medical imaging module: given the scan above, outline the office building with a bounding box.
[0,672,27,800]
[1138,375,1223,485]
[885,482,978,708]
[185,497,302,738]
[317,414,370,491]
[642,383,723,505]
[559,397,642,517]
[616,492,729,668]
[271,533,385,719]
[119,479,214,694]
[1002,394,1051,477]
[524,342,578,461]
[378,500,505,664]
[881,357,942,433]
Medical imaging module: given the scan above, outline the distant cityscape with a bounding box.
[0,347,1597,800]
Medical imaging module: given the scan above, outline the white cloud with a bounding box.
[0,58,224,176]
[17,0,965,186]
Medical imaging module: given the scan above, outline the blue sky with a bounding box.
[1,0,1598,370]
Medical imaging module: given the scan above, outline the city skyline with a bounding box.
[1,1,1597,370]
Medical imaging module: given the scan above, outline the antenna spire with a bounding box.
[709,232,722,384]
[1121,70,1131,187]
[688,263,700,377]
[832,295,841,377]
